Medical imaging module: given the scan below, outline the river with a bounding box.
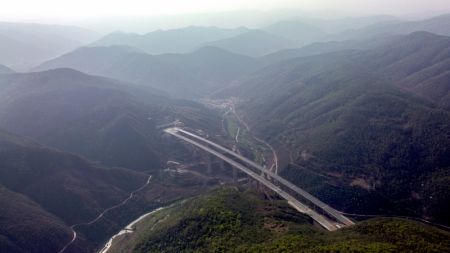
[98,206,166,253]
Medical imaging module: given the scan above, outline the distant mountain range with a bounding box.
[264,32,450,107]
[2,14,450,71]
[35,46,257,98]
[203,30,297,57]
[85,14,450,59]
[263,20,327,46]
[0,22,99,70]
[91,26,248,54]
[0,64,13,74]
[330,14,450,41]
[260,34,399,65]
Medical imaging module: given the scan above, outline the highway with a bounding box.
[165,128,343,231]
[170,127,354,227]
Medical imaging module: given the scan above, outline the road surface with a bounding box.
[165,128,344,231]
[169,127,353,227]
[98,207,165,253]
[230,105,279,173]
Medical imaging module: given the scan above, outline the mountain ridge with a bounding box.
[92,26,248,54]
[35,46,257,98]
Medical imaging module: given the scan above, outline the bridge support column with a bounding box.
[232,167,238,183]
[206,154,212,175]
[260,170,266,180]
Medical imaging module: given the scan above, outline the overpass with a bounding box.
[164,127,354,231]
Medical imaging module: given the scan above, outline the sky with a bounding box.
[1,0,449,33]
[2,0,450,21]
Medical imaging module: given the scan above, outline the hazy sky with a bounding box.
[2,0,450,21]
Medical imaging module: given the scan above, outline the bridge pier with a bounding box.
[247,175,253,187]
[232,167,238,183]
[256,181,261,191]
[262,166,272,182]
[206,153,212,175]
[165,127,354,231]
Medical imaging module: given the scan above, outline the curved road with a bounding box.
[172,128,353,224]
[166,128,349,231]
[98,206,165,253]
[58,175,153,253]
[168,127,354,227]
[230,106,279,173]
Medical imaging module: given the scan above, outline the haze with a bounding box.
[3,0,450,21]
[1,0,450,251]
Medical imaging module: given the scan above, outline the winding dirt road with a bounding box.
[230,104,279,174]
[58,175,153,253]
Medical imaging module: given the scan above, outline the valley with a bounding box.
[0,6,450,253]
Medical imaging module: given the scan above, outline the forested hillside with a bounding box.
[107,188,450,253]
[219,39,450,224]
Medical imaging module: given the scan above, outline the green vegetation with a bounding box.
[0,68,223,252]
[35,45,257,98]
[112,188,450,253]
[224,113,268,166]
[0,128,150,252]
[0,186,72,253]
[131,188,311,253]
[0,126,216,252]
[219,33,450,224]
[0,69,221,172]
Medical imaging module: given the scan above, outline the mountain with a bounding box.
[34,45,201,97]
[260,34,398,65]
[0,34,53,71]
[91,26,248,54]
[263,32,450,108]
[104,188,450,253]
[33,45,149,80]
[35,46,257,98]
[0,21,99,45]
[0,64,14,74]
[263,20,327,46]
[350,32,450,108]
[154,46,257,92]
[0,185,72,253]
[309,15,398,34]
[204,30,297,57]
[0,68,222,171]
[256,15,397,54]
[0,69,167,171]
[333,14,450,41]
[219,50,450,224]
[0,68,224,251]
[0,22,99,70]
[0,128,148,252]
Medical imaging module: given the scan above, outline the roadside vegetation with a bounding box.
[111,188,450,253]
[224,112,268,167]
